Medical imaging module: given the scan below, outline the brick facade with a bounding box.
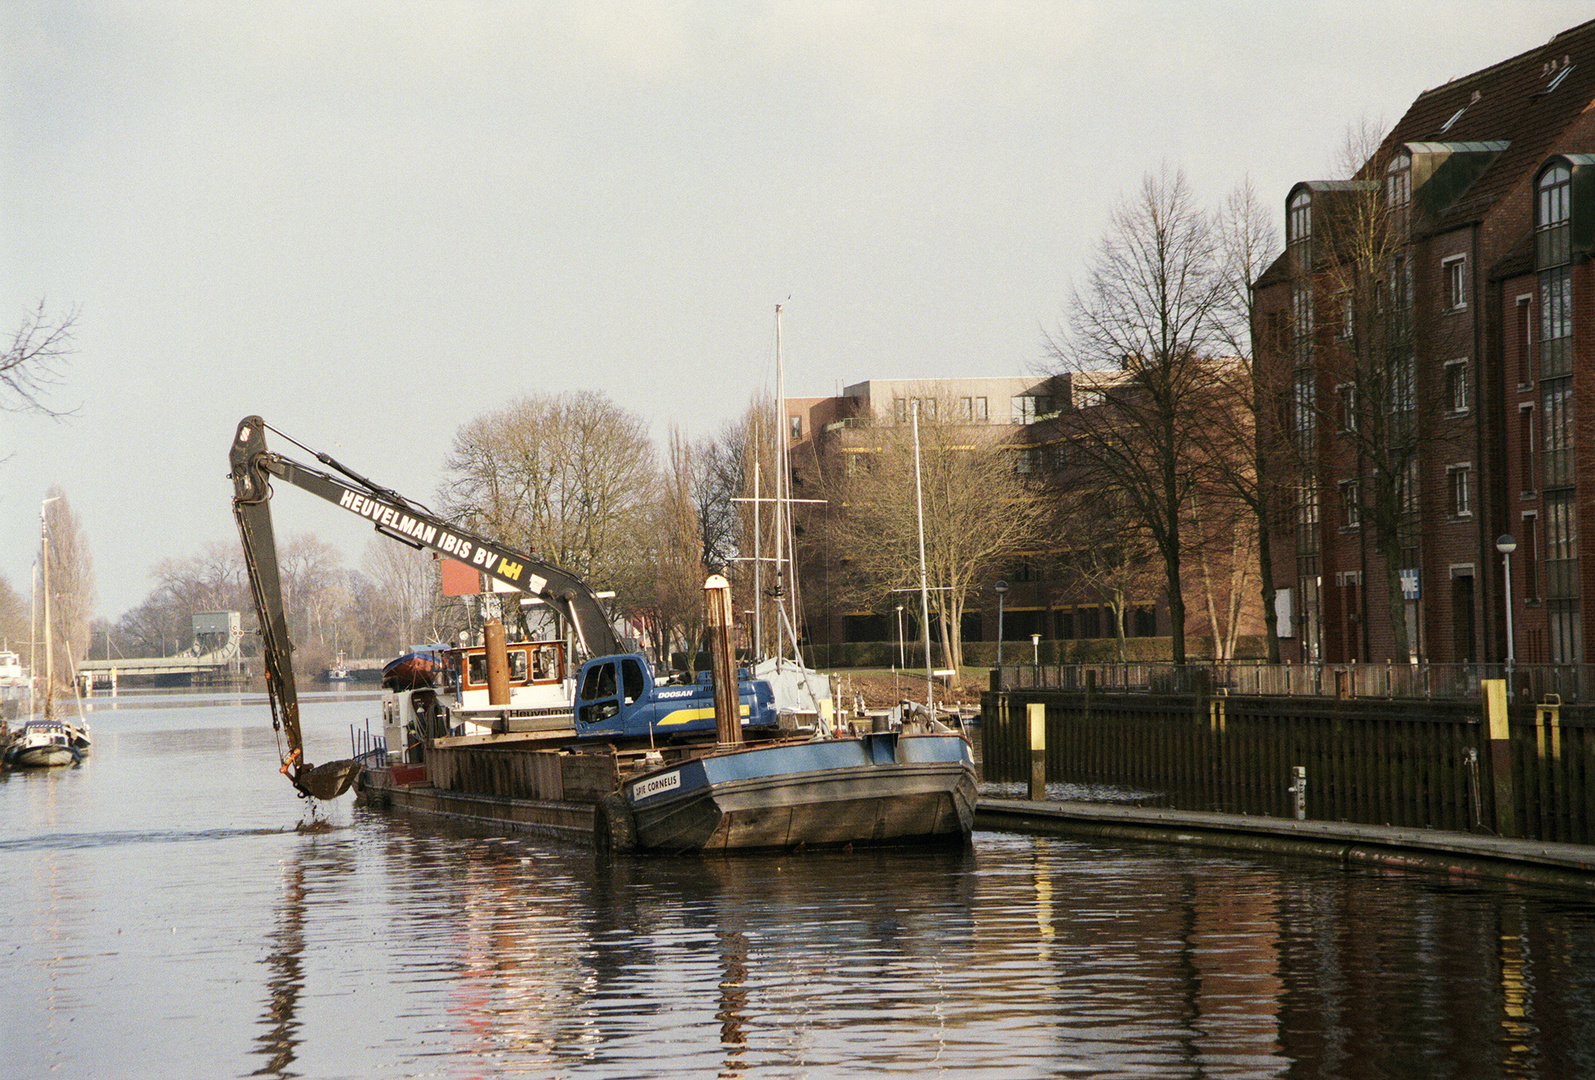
[1256,19,1595,666]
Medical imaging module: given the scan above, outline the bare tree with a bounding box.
[1048,166,1228,664]
[827,393,1047,676]
[628,427,708,669]
[359,539,460,655]
[1054,483,1163,660]
[1206,178,1287,661]
[0,574,27,650]
[2,300,78,418]
[440,390,660,606]
[42,487,95,694]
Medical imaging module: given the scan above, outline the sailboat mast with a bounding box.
[773,304,789,660]
[912,403,934,713]
[40,499,54,722]
[28,557,37,721]
[751,461,762,661]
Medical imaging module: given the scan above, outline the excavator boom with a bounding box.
[229,415,618,800]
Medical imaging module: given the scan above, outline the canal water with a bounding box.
[4,691,1595,1079]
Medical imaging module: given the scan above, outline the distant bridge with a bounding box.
[78,611,248,689]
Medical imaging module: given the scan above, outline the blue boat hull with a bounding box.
[621,732,976,853]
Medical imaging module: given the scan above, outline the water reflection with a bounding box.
[7,694,1595,1078]
[296,820,1595,1079]
[252,861,306,1076]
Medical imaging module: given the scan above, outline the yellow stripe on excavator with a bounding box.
[656,704,751,727]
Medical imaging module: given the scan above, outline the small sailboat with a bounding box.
[4,719,82,768]
[3,496,92,770]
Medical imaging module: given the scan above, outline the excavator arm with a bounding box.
[229,415,620,800]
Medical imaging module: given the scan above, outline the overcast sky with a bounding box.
[2,1,1586,623]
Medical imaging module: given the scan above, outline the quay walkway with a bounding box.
[977,797,1595,893]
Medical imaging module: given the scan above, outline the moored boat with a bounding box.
[608,728,976,853]
[380,647,447,692]
[0,649,28,722]
[4,719,84,769]
[231,413,976,853]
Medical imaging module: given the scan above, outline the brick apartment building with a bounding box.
[1253,18,1595,668]
[782,374,1261,656]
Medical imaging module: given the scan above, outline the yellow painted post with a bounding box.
[1536,696,1562,762]
[1028,702,1046,802]
[1482,678,1517,838]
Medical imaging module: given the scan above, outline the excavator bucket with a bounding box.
[294,759,362,801]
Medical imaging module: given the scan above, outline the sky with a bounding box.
[2,1,1587,623]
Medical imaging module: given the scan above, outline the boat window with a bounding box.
[466,653,488,687]
[532,644,561,682]
[621,657,646,704]
[506,648,528,684]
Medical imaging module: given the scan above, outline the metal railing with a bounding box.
[996,660,1595,702]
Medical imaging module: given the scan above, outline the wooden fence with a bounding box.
[979,683,1595,845]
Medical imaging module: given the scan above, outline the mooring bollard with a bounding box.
[1028,702,1045,802]
[1288,765,1307,820]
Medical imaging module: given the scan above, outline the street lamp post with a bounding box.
[895,605,905,670]
[994,581,1008,672]
[1031,633,1041,684]
[1497,534,1516,701]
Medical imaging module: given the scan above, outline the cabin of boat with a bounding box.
[389,638,575,741]
[0,650,27,720]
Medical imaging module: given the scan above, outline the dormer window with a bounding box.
[1536,161,1572,268]
[1386,152,1411,236]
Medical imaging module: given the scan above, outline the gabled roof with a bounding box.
[1255,18,1595,291]
[1379,18,1595,229]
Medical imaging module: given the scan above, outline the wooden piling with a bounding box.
[704,575,741,748]
[483,618,510,706]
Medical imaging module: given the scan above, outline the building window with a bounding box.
[789,414,802,441]
[1543,378,1573,488]
[1013,447,1038,474]
[893,398,908,423]
[1399,457,1420,516]
[1386,152,1411,236]
[1540,266,1572,377]
[974,396,987,422]
[1519,403,1536,497]
[1523,512,1540,602]
[1339,480,1360,529]
[1335,384,1357,432]
[1516,296,1533,386]
[957,397,972,421]
[1546,491,1577,599]
[1011,395,1052,425]
[1447,464,1473,518]
[1443,256,1467,310]
[1288,189,1312,251]
[1445,360,1469,413]
[1537,162,1572,267]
